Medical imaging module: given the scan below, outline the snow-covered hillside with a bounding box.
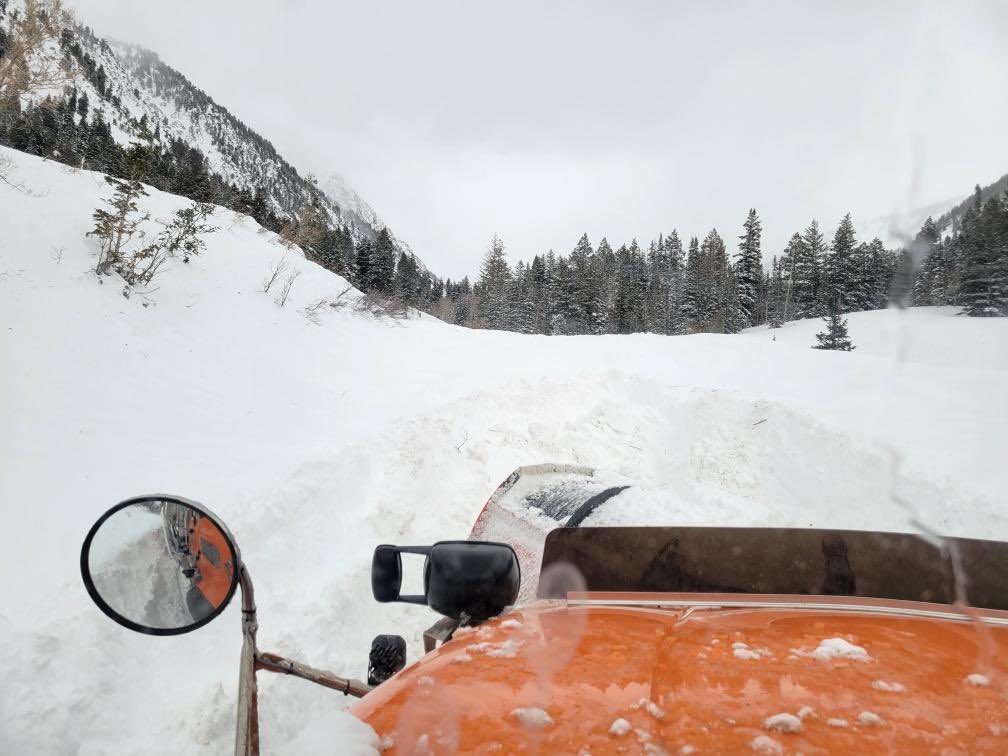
[1,0,417,254]
[2,147,1006,753]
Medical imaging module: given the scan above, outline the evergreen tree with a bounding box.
[122,120,157,184]
[88,176,149,276]
[825,213,858,312]
[568,233,599,334]
[695,229,728,332]
[645,236,671,333]
[355,237,374,291]
[911,217,943,306]
[612,240,646,333]
[393,252,419,306]
[863,237,894,309]
[723,264,748,334]
[548,255,576,334]
[510,260,536,333]
[477,234,511,329]
[594,237,617,333]
[792,220,825,319]
[682,236,702,330]
[528,254,549,334]
[734,209,763,327]
[766,256,786,327]
[960,194,1008,316]
[665,231,687,335]
[813,295,855,351]
[367,228,396,295]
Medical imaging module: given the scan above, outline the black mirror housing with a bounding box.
[370,541,520,622]
[371,545,403,602]
[426,541,520,622]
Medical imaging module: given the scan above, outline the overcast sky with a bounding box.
[72,0,1008,279]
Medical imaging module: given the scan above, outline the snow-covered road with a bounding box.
[2,147,1006,753]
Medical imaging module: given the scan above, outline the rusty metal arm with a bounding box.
[235,565,260,756]
[255,651,371,698]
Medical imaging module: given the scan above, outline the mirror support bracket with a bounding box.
[233,564,370,756]
[422,616,460,653]
[255,652,371,697]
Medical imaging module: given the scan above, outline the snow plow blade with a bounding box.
[469,464,631,603]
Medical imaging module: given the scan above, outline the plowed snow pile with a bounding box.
[1,147,1006,753]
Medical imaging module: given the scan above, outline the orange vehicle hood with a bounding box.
[351,596,1008,754]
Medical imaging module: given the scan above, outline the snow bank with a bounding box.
[510,707,553,728]
[2,146,1007,753]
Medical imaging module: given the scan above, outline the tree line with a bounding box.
[913,186,1008,317]
[438,212,897,335]
[437,184,1008,335]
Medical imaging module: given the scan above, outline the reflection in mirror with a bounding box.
[84,498,237,632]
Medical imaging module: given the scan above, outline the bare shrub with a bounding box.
[356,290,407,320]
[262,252,290,293]
[0,0,74,101]
[301,285,354,324]
[275,269,301,308]
[301,297,329,325]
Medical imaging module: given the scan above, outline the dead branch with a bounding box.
[275,269,301,308]
[262,252,290,294]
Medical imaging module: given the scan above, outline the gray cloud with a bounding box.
[73,0,1008,278]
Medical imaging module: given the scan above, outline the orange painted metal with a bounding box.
[351,596,1008,753]
[191,514,233,607]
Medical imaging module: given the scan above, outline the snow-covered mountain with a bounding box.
[2,145,1007,752]
[856,194,963,248]
[1,0,419,256]
[933,171,1008,235]
[857,169,1008,248]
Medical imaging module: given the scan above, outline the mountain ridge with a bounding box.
[1,0,425,269]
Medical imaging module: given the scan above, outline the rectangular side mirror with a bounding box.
[371,545,403,602]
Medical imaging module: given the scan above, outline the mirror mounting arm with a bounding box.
[235,564,260,756]
[234,562,371,756]
[255,652,371,698]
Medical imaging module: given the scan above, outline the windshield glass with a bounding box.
[538,526,1008,609]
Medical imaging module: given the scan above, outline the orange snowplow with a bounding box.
[79,473,1008,754]
[352,597,1008,753]
[189,513,234,608]
[351,467,1008,753]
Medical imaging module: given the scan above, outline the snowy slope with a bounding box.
[2,147,1007,753]
[1,0,419,256]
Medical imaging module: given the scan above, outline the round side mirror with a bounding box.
[80,495,241,635]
